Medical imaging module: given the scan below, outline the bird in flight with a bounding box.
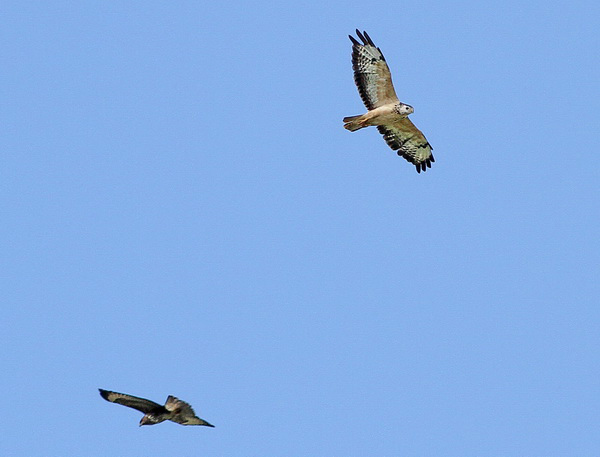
[99,389,215,427]
[343,30,434,173]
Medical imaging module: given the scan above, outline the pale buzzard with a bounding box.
[99,389,215,427]
[343,30,434,173]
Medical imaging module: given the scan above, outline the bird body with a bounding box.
[343,103,413,131]
[99,389,214,427]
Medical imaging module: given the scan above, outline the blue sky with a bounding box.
[1,1,599,455]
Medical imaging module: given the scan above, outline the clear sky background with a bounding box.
[1,1,599,456]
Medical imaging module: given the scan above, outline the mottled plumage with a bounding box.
[99,389,215,427]
[343,30,434,173]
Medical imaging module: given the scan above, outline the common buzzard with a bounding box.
[343,30,434,173]
[99,389,215,427]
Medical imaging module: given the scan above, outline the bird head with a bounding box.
[400,104,414,116]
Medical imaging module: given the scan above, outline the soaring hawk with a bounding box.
[99,389,215,427]
[343,30,434,173]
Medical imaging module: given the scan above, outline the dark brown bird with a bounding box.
[99,389,215,427]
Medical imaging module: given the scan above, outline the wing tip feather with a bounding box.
[352,29,376,47]
[394,146,435,174]
[99,389,111,401]
[362,30,375,46]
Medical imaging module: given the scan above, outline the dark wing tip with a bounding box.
[415,158,433,173]
[362,30,375,46]
[396,151,433,174]
[99,389,110,401]
[355,29,367,44]
[351,30,385,61]
[354,29,376,46]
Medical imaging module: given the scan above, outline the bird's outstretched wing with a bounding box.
[165,395,215,427]
[349,30,399,110]
[99,389,162,414]
[377,119,434,173]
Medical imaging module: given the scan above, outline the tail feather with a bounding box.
[343,114,366,132]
